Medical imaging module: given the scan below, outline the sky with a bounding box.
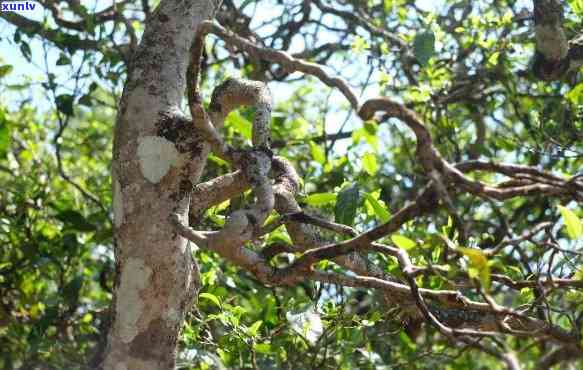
[0,0,535,90]
[0,0,446,98]
[0,0,534,159]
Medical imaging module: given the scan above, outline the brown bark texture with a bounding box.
[104,1,220,369]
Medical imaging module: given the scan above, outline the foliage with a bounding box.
[1,0,583,369]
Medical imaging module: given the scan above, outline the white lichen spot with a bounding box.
[164,308,180,324]
[186,265,192,287]
[137,136,179,183]
[117,258,152,343]
[132,67,143,81]
[114,363,127,370]
[113,180,124,227]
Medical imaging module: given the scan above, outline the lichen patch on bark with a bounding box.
[114,363,128,370]
[117,258,153,343]
[164,308,180,324]
[137,136,181,183]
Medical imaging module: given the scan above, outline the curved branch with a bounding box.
[0,12,102,51]
[201,21,360,110]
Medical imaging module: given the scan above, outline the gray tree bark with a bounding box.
[104,1,220,369]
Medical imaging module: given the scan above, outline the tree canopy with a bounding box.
[0,0,582,369]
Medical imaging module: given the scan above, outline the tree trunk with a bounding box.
[103,1,220,369]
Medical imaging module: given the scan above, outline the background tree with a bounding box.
[0,0,582,369]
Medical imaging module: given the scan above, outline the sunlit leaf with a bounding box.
[566,83,583,105]
[199,292,221,307]
[351,35,369,53]
[208,154,229,167]
[458,247,490,290]
[568,0,583,16]
[247,320,263,337]
[487,51,500,67]
[399,331,417,351]
[226,111,252,140]
[362,152,378,175]
[364,192,390,222]
[254,343,272,354]
[391,234,416,250]
[304,192,337,206]
[309,141,326,164]
[558,205,582,240]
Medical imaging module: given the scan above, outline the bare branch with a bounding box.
[201,21,360,110]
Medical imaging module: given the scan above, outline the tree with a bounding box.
[0,0,582,369]
[102,0,221,369]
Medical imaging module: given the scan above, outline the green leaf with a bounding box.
[33,306,58,339]
[56,54,71,66]
[20,42,32,61]
[92,227,113,244]
[88,82,99,92]
[0,65,13,78]
[458,247,490,290]
[519,287,534,302]
[62,233,79,251]
[255,343,272,354]
[566,83,583,105]
[226,111,252,140]
[78,94,92,107]
[413,31,435,67]
[458,247,488,268]
[208,154,229,167]
[352,124,380,151]
[6,83,28,91]
[335,184,361,226]
[351,35,369,53]
[63,275,83,305]
[391,235,416,250]
[309,141,326,164]
[56,210,96,232]
[399,331,417,351]
[247,320,263,337]
[199,292,221,307]
[558,205,582,240]
[304,192,337,206]
[487,51,500,67]
[0,119,10,159]
[55,94,74,116]
[362,152,378,175]
[364,192,390,222]
[568,0,583,16]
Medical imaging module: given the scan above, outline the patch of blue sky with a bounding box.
[0,0,536,162]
